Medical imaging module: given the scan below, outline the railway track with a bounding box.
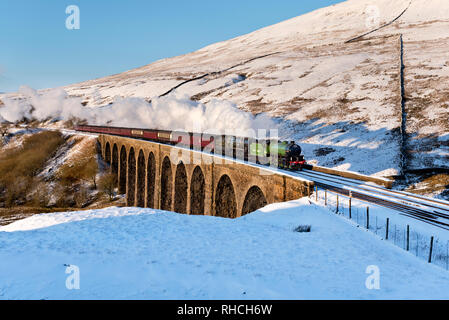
[294,169,449,231]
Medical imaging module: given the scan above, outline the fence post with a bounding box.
[429,236,434,263]
[315,185,318,202]
[336,194,339,214]
[406,225,410,251]
[349,196,352,219]
[366,207,369,230]
[385,218,389,240]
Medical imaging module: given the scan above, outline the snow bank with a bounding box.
[0,207,149,232]
[1,199,449,299]
[0,86,276,135]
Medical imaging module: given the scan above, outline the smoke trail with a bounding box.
[0,86,278,135]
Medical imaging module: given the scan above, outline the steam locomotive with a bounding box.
[74,125,306,170]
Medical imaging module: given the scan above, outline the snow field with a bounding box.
[1,199,449,299]
[312,188,449,271]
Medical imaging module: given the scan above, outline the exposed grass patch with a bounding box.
[0,131,65,207]
[0,131,64,177]
[294,225,311,233]
[333,157,346,165]
[406,173,449,197]
[57,138,99,189]
[245,97,272,114]
[0,199,126,226]
[314,147,336,157]
[98,172,118,201]
[54,138,101,208]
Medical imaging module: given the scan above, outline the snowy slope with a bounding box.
[1,199,449,299]
[1,0,448,174]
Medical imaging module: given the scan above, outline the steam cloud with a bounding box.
[0,86,278,136]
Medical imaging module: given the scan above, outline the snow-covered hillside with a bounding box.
[1,199,449,299]
[1,0,448,175]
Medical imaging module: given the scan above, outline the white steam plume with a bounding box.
[0,86,278,135]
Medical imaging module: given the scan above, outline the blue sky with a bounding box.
[0,0,344,92]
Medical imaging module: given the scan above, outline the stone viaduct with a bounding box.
[98,134,314,218]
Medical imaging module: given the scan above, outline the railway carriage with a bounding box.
[74,125,306,170]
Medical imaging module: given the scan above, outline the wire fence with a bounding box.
[312,186,449,271]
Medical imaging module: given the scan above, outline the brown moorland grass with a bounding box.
[56,137,99,189]
[0,198,126,226]
[0,131,65,206]
[0,131,65,179]
[406,173,449,198]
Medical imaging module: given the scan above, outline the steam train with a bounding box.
[74,125,306,170]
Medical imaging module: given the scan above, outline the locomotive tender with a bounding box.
[75,125,306,170]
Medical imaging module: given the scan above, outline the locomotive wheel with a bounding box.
[281,158,287,169]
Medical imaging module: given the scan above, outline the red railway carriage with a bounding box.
[74,125,215,150]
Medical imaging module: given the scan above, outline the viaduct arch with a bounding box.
[160,156,173,211]
[190,166,205,215]
[112,144,118,175]
[136,150,146,207]
[174,162,188,214]
[119,146,127,194]
[127,148,136,206]
[242,186,267,216]
[215,175,237,218]
[99,135,313,218]
[105,142,111,165]
[147,152,156,208]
